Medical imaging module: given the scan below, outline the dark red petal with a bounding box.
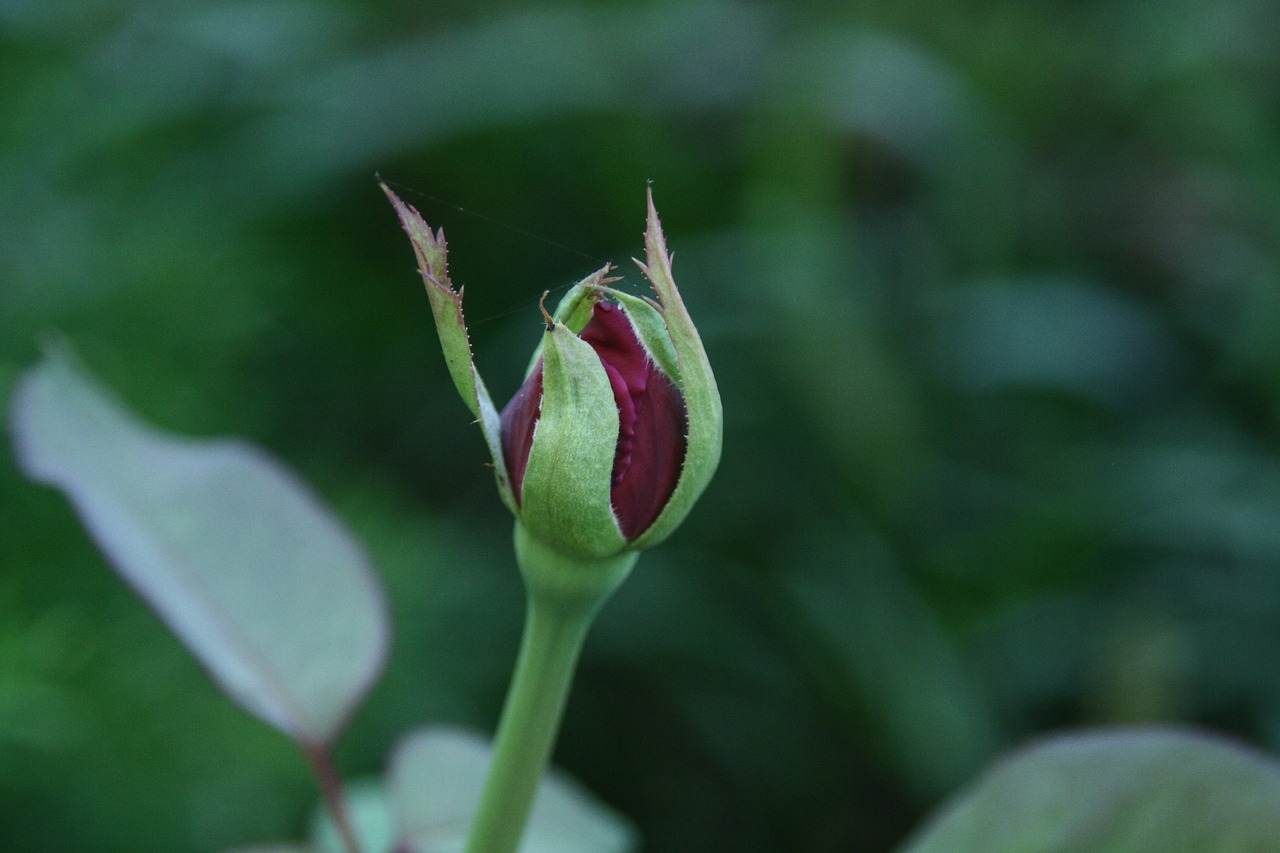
[499,359,543,505]
[609,363,686,539]
[580,302,688,539]
[579,303,651,400]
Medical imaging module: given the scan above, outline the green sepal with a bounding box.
[514,521,638,614]
[381,181,516,513]
[520,267,614,379]
[553,271,612,332]
[627,189,723,551]
[519,319,627,559]
[604,288,681,387]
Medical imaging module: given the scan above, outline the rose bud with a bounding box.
[382,182,721,563]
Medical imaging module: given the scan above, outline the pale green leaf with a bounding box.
[900,727,1280,853]
[390,726,636,853]
[9,347,389,745]
[309,779,395,853]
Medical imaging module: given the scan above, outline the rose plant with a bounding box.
[11,183,1280,853]
[382,182,721,853]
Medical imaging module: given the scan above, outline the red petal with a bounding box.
[580,303,687,539]
[499,359,542,505]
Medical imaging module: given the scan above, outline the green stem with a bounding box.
[464,593,589,853]
[464,523,637,853]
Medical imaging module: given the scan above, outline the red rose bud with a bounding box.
[385,181,720,562]
[501,300,688,541]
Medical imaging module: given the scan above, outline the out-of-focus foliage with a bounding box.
[4,0,1280,850]
[902,728,1280,852]
[12,349,389,746]
[387,726,636,853]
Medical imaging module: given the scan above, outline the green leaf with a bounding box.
[925,276,1186,407]
[221,846,315,853]
[899,727,1280,853]
[778,531,1001,798]
[9,346,388,746]
[389,726,636,853]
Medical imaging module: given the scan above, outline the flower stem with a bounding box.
[463,593,591,853]
[464,524,637,853]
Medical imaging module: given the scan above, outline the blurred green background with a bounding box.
[5,0,1280,850]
